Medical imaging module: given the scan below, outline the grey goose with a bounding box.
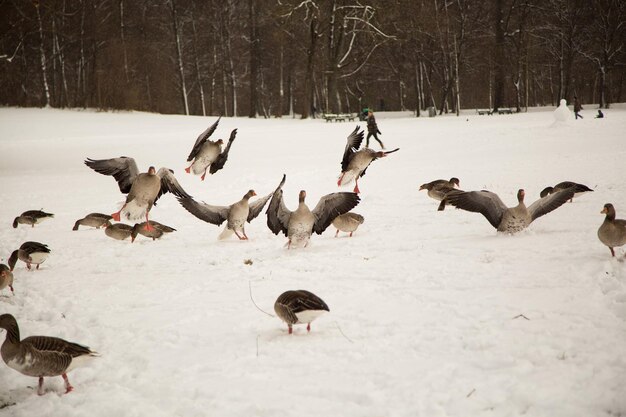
[0,264,14,295]
[185,117,237,180]
[73,213,113,230]
[0,314,99,395]
[337,126,399,194]
[131,221,176,242]
[85,157,189,230]
[12,210,54,228]
[104,223,133,241]
[443,188,576,234]
[274,290,329,334]
[8,241,51,271]
[598,203,626,257]
[419,178,461,211]
[178,189,271,240]
[332,212,364,237]
[266,175,360,248]
[540,181,593,202]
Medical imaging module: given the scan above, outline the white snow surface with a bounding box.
[0,107,625,417]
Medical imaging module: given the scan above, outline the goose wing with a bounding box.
[209,128,237,174]
[311,192,361,234]
[85,157,139,194]
[444,190,508,229]
[554,181,593,193]
[21,241,50,254]
[187,117,221,161]
[155,168,191,205]
[177,195,230,226]
[341,126,364,172]
[247,191,273,223]
[266,174,291,236]
[528,188,575,222]
[23,336,94,357]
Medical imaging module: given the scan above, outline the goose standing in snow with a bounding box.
[12,210,54,228]
[130,221,175,242]
[274,290,329,334]
[178,190,272,240]
[72,213,113,230]
[540,181,593,202]
[185,117,237,180]
[598,203,626,257]
[266,175,360,248]
[419,178,461,210]
[0,314,99,395]
[442,188,575,234]
[104,223,133,241]
[0,264,14,295]
[337,126,399,194]
[332,212,364,237]
[8,241,51,271]
[85,157,189,231]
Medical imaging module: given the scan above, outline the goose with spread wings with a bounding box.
[177,189,272,240]
[84,157,189,230]
[337,126,399,193]
[442,187,576,234]
[185,117,237,180]
[266,174,360,248]
[540,181,593,202]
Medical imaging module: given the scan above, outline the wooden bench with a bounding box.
[476,109,492,115]
[323,113,356,122]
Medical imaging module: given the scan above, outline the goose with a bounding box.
[130,221,175,242]
[337,126,399,194]
[332,212,364,237]
[104,223,133,241]
[540,181,593,202]
[274,290,329,334]
[185,117,237,180]
[178,190,271,240]
[0,264,14,295]
[72,213,113,230]
[266,175,360,248]
[8,242,51,271]
[419,178,461,210]
[0,314,99,395]
[12,210,54,228]
[85,157,189,231]
[598,203,626,257]
[442,187,576,234]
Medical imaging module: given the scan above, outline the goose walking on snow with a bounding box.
[332,212,364,237]
[85,157,189,231]
[540,181,593,202]
[0,264,14,295]
[8,241,51,271]
[598,203,626,257]
[0,314,99,395]
[419,178,461,210]
[131,221,176,242]
[72,213,113,230]
[266,175,360,248]
[178,190,272,240]
[274,290,330,334]
[442,187,576,234]
[337,126,399,194]
[104,223,133,241]
[185,117,237,180]
[13,210,54,228]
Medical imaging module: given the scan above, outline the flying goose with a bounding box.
[419,178,461,211]
[540,181,593,202]
[0,264,14,295]
[274,290,329,334]
[104,223,133,241]
[8,241,51,271]
[443,187,576,234]
[85,157,189,230]
[185,118,237,180]
[0,314,99,395]
[130,221,175,242]
[266,175,360,248]
[12,210,54,228]
[332,212,364,237]
[178,189,271,240]
[72,213,113,230]
[337,126,399,194]
[598,203,626,257]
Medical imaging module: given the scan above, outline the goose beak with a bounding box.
[601,208,607,214]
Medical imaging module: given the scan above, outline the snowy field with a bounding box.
[0,105,625,417]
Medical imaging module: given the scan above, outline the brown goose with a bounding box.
[85,157,189,231]
[178,190,271,240]
[337,126,399,194]
[8,242,51,271]
[598,203,626,257]
[12,210,54,228]
[266,175,360,248]
[540,181,593,202]
[130,221,175,242]
[72,213,113,230]
[185,118,237,180]
[104,223,133,241]
[0,314,99,395]
[274,290,329,334]
[419,178,461,211]
[332,212,364,237]
[443,188,576,234]
[0,264,14,295]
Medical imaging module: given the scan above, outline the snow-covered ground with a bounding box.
[0,106,625,417]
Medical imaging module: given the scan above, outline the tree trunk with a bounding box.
[248,0,259,118]
[492,0,505,111]
[301,18,318,119]
[170,0,189,115]
[35,3,51,107]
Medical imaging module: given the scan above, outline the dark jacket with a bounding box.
[574,98,583,113]
[367,114,381,134]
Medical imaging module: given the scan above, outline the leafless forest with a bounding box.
[0,0,624,117]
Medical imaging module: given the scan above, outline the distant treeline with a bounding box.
[0,0,624,117]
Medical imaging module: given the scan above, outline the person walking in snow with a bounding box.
[574,96,583,119]
[366,110,385,149]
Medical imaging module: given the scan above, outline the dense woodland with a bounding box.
[0,0,624,117]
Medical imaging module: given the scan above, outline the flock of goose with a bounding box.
[2,117,626,397]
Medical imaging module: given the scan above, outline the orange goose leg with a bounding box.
[62,373,74,393]
[353,178,360,194]
[288,324,293,334]
[337,173,345,187]
[144,212,154,231]
[201,168,208,181]
[307,323,311,332]
[38,377,45,395]
[111,204,127,222]
[184,163,193,174]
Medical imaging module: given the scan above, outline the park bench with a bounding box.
[323,113,356,122]
[497,108,514,114]
[476,109,492,115]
